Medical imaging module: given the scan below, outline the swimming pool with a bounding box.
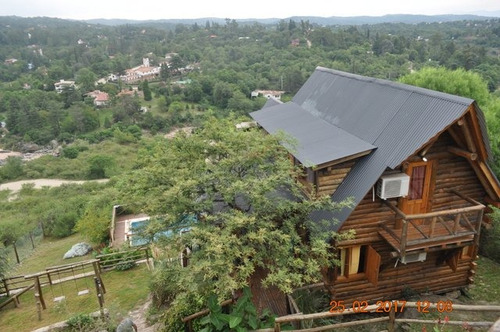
[126,216,194,246]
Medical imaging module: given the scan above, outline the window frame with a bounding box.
[335,245,381,286]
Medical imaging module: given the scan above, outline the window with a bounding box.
[339,246,366,277]
[337,245,381,286]
[460,245,475,259]
[409,165,426,199]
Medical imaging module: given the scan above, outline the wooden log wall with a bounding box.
[429,133,486,214]
[329,250,475,305]
[331,131,485,304]
[316,161,355,197]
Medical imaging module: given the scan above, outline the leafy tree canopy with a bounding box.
[400,66,500,175]
[399,66,490,106]
[118,116,352,300]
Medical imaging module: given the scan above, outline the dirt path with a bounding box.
[0,178,109,193]
[127,298,160,331]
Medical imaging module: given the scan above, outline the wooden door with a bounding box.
[399,161,433,219]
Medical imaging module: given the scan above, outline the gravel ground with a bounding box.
[0,178,109,192]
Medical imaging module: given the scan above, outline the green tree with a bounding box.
[142,80,152,101]
[399,67,500,175]
[118,117,352,329]
[74,188,119,244]
[227,91,253,114]
[399,67,490,106]
[0,156,24,180]
[0,221,24,264]
[212,82,233,108]
[75,68,97,93]
[87,155,114,179]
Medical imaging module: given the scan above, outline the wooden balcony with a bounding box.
[378,190,484,258]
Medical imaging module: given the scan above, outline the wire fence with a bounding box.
[4,223,44,269]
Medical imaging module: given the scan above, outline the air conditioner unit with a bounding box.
[376,173,410,199]
[400,252,427,264]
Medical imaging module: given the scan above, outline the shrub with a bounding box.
[114,260,137,271]
[481,207,500,263]
[87,155,114,179]
[95,247,143,270]
[66,313,95,331]
[62,146,80,159]
[0,156,24,180]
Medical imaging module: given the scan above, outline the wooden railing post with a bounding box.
[400,220,408,255]
[453,214,461,234]
[429,216,436,238]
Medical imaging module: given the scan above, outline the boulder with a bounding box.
[63,242,92,259]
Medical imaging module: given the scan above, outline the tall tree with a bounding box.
[75,68,97,93]
[118,117,352,329]
[400,67,500,175]
[142,80,152,101]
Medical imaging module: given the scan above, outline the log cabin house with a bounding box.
[250,67,500,305]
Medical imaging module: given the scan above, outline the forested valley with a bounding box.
[1,15,500,331]
[1,16,500,153]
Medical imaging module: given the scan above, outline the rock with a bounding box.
[444,290,461,299]
[116,317,137,332]
[63,242,92,259]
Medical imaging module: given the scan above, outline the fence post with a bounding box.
[3,278,9,296]
[94,277,105,317]
[145,248,151,270]
[388,304,395,332]
[39,222,46,238]
[33,276,46,310]
[92,261,106,293]
[29,231,35,249]
[35,293,42,321]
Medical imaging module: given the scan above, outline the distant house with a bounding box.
[251,66,500,308]
[4,58,18,65]
[108,74,119,82]
[95,77,107,85]
[54,79,76,93]
[251,90,285,100]
[86,90,109,107]
[120,58,160,83]
[165,52,179,62]
[118,86,143,98]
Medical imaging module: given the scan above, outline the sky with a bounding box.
[1,0,500,21]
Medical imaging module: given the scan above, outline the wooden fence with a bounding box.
[182,299,500,332]
[95,247,152,270]
[0,247,153,312]
[1,273,50,296]
[254,302,500,332]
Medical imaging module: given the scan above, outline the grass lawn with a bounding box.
[0,234,152,332]
[7,233,92,277]
[466,256,500,304]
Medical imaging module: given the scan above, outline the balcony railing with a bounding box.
[378,190,484,258]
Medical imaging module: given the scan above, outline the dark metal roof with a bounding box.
[262,97,283,109]
[250,67,489,231]
[250,102,375,166]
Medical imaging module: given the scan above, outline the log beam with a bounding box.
[448,146,477,160]
[457,117,477,153]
